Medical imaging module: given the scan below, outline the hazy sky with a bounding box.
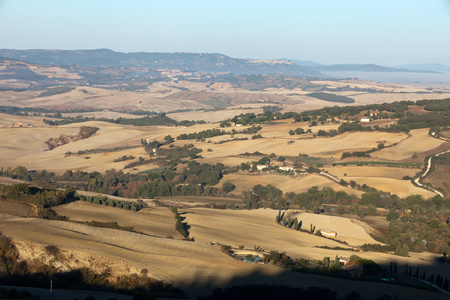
[1,0,449,65]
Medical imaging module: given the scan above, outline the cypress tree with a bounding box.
[293,218,299,230]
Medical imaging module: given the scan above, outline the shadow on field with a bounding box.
[179,264,449,300]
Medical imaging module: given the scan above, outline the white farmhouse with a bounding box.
[279,166,294,171]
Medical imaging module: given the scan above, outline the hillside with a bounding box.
[0,49,321,77]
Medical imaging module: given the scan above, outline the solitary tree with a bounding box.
[222,181,236,193]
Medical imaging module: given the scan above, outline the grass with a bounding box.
[334,161,421,168]
[287,156,337,165]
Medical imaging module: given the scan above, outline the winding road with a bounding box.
[412,132,450,198]
[413,149,450,198]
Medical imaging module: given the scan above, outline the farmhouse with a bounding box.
[319,229,337,238]
[256,165,268,171]
[339,257,350,266]
[344,261,364,277]
[279,166,294,171]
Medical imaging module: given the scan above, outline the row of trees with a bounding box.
[177,125,262,140]
[43,113,201,127]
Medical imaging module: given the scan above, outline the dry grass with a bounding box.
[0,121,177,173]
[158,196,242,207]
[181,207,449,281]
[292,212,380,246]
[0,211,447,299]
[219,173,363,196]
[185,130,407,159]
[53,201,180,238]
[374,129,446,161]
[347,177,435,198]
[168,107,264,122]
[351,92,450,105]
[324,166,421,179]
[183,208,355,252]
[0,199,35,217]
[0,216,239,285]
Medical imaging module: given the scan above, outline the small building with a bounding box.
[360,118,371,122]
[279,166,294,172]
[256,165,268,171]
[344,261,364,277]
[319,229,337,238]
[339,257,350,266]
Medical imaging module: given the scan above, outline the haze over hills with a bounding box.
[394,63,450,73]
[0,49,320,77]
[1,49,447,80]
[307,64,440,73]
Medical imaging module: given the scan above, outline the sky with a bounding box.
[1,0,449,66]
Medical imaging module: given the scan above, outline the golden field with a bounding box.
[0,78,449,299]
[0,207,448,299]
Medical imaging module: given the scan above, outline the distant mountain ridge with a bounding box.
[0,49,443,78]
[0,49,320,77]
[289,59,442,74]
[394,63,450,72]
[305,63,440,73]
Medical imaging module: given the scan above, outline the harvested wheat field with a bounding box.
[168,106,264,122]
[198,156,257,167]
[351,92,450,105]
[182,208,448,277]
[292,212,380,246]
[0,126,80,161]
[0,121,179,173]
[0,217,241,285]
[188,131,408,159]
[324,166,421,179]
[348,177,435,198]
[183,208,365,256]
[309,80,428,93]
[374,129,447,161]
[53,201,180,238]
[220,173,363,196]
[4,86,208,112]
[0,213,447,299]
[157,196,242,207]
[0,199,35,217]
[0,112,48,127]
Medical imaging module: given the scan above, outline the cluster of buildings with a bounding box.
[255,161,295,172]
